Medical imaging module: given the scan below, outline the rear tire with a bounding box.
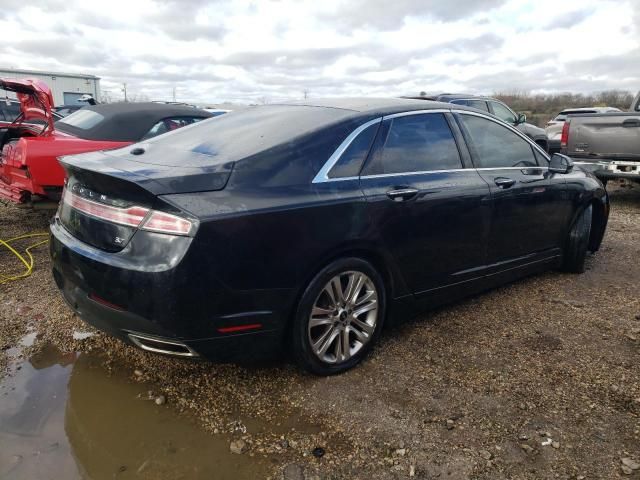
[562,205,592,274]
[292,258,386,375]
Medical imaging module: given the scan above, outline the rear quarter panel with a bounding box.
[24,134,130,188]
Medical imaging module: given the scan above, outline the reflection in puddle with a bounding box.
[0,343,270,479]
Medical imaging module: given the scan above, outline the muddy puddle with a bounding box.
[0,340,275,480]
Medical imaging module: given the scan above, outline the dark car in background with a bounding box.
[0,98,21,122]
[409,94,550,152]
[50,98,608,375]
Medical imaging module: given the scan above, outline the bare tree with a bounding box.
[493,90,635,126]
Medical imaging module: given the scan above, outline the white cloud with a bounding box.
[0,0,637,104]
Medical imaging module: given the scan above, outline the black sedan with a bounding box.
[49,98,609,375]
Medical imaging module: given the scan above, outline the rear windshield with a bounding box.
[58,109,105,130]
[136,105,355,164]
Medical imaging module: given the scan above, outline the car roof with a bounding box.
[435,94,497,102]
[55,102,213,142]
[402,93,504,103]
[273,97,464,116]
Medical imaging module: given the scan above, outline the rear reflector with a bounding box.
[63,189,194,235]
[217,323,263,334]
[88,293,125,311]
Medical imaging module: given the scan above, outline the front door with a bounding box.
[454,112,570,270]
[359,111,492,296]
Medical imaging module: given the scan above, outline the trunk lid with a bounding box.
[60,146,234,195]
[0,78,55,135]
[57,148,232,252]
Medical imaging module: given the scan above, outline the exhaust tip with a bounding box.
[127,332,198,358]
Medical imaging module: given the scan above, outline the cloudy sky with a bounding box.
[0,0,638,104]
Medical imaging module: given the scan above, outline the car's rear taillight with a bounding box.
[65,189,149,227]
[560,121,570,148]
[1,139,27,167]
[140,211,193,235]
[62,189,194,235]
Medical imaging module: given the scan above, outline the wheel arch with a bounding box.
[283,242,409,339]
[588,194,609,252]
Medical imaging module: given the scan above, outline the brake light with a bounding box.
[2,139,27,167]
[64,189,149,227]
[62,189,194,235]
[560,121,570,148]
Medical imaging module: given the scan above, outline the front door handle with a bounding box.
[494,177,516,189]
[622,118,640,127]
[386,187,419,201]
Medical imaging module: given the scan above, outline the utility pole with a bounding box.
[172,86,176,102]
[122,83,128,102]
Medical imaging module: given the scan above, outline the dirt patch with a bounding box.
[1,183,640,479]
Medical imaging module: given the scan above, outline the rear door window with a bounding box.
[362,113,462,175]
[458,114,538,168]
[489,101,517,124]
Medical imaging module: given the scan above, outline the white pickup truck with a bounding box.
[561,91,640,184]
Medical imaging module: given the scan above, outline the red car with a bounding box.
[0,78,213,203]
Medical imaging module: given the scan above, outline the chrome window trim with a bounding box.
[382,108,451,120]
[360,168,468,179]
[313,108,550,184]
[311,117,382,184]
[359,166,547,180]
[475,166,549,171]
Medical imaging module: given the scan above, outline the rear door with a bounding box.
[454,111,570,270]
[359,111,491,296]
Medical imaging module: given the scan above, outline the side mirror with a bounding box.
[549,153,574,174]
[516,113,527,125]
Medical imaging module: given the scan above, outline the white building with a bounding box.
[0,68,100,106]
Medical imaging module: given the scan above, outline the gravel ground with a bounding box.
[1,183,639,479]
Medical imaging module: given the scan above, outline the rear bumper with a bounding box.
[49,218,292,362]
[572,159,640,182]
[0,177,27,203]
[0,160,52,203]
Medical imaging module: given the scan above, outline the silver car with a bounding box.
[546,107,620,153]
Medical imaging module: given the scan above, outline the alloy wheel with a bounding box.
[307,271,379,364]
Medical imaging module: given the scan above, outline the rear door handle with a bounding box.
[386,187,419,201]
[494,177,516,189]
[622,118,640,127]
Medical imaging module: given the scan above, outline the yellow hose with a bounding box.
[0,232,50,284]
